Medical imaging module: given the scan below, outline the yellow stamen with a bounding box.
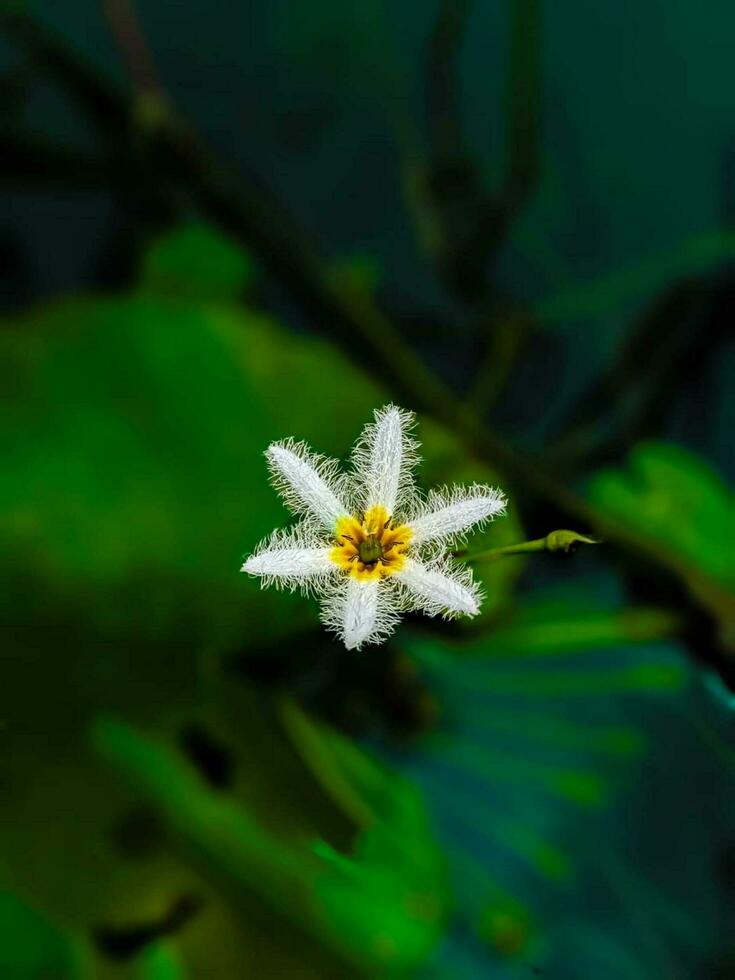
[330,505,412,581]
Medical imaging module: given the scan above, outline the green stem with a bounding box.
[459,529,599,564]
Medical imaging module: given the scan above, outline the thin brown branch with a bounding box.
[502,0,542,211]
[0,9,126,135]
[100,0,163,101]
[425,0,472,163]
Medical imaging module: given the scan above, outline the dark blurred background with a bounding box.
[2,2,735,978]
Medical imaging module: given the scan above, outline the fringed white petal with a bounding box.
[242,548,333,580]
[342,578,379,650]
[396,557,482,618]
[350,404,419,516]
[266,439,349,529]
[241,522,336,595]
[320,577,400,651]
[408,483,507,547]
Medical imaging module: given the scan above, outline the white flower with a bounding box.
[241,405,506,650]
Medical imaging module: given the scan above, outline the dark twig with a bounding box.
[0,9,127,136]
[502,0,542,213]
[425,0,472,164]
[420,0,502,301]
[417,0,543,404]
[465,301,535,413]
[545,278,727,473]
[101,0,162,101]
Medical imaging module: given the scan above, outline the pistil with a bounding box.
[358,533,384,565]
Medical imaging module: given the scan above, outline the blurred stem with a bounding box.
[2,8,733,647]
[533,229,735,325]
[458,529,599,564]
[462,0,542,401]
[503,0,542,212]
[419,0,500,300]
[465,303,533,413]
[425,0,471,162]
[545,278,722,473]
[277,698,376,830]
[0,9,126,136]
[101,0,162,102]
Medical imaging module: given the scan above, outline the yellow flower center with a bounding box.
[330,505,412,581]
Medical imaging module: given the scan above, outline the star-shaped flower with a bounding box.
[242,405,506,650]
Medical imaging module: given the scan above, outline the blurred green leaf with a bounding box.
[386,590,690,967]
[589,442,735,588]
[314,832,445,973]
[136,942,185,980]
[280,697,447,879]
[95,715,447,976]
[0,890,86,979]
[140,222,255,302]
[535,229,735,324]
[588,442,735,640]
[472,599,681,658]
[292,702,447,971]
[0,292,379,651]
[278,698,379,828]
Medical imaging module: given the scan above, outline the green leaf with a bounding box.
[314,831,445,972]
[386,589,689,963]
[94,716,447,975]
[398,589,687,813]
[139,223,255,301]
[535,229,735,324]
[302,711,447,971]
[467,598,681,659]
[280,698,447,880]
[588,442,735,638]
[0,293,380,651]
[589,442,735,588]
[136,942,185,980]
[0,890,86,979]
